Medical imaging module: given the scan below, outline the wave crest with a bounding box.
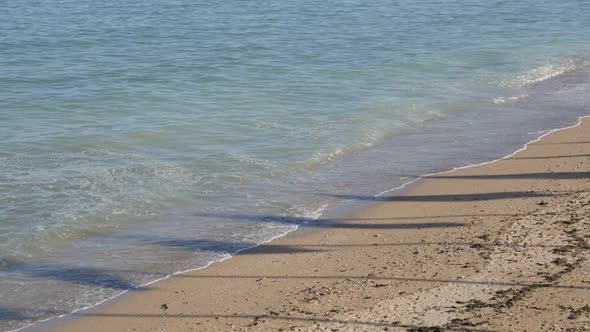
[497,57,590,88]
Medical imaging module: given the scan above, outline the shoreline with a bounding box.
[26,115,590,332]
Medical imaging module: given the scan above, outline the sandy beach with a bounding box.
[38,117,590,332]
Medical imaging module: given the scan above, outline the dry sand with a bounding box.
[39,117,590,332]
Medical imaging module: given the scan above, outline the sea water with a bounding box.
[1,0,590,330]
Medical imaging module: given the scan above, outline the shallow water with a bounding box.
[1,0,590,330]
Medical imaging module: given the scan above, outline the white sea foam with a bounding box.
[492,93,529,105]
[497,57,589,88]
[289,203,330,220]
[235,154,279,169]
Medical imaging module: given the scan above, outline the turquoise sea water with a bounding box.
[1,0,590,330]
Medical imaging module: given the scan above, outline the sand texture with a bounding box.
[39,117,590,332]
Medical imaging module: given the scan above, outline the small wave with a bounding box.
[492,93,529,105]
[251,121,282,129]
[296,109,447,170]
[297,145,360,170]
[497,57,590,88]
[288,203,330,221]
[234,154,280,169]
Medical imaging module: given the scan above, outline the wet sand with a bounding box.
[40,117,590,332]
